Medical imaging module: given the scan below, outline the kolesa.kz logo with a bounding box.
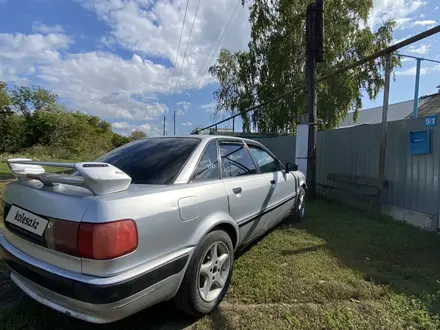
[14,211,40,230]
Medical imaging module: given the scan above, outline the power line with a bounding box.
[184,0,238,95]
[198,0,238,79]
[167,0,191,97]
[198,0,235,75]
[173,110,176,135]
[173,0,202,92]
[163,115,166,136]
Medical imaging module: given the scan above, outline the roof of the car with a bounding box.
[138,135,258,143]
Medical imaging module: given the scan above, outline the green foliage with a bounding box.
[0,113,27,153]
[129,130,147,140]
[210,0,401,132]
[9,84,58,118]
[0,82,135,158]
[0,82,11,113]
[112,133,132,148]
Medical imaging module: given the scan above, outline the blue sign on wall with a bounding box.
[410,130,431,155]
[424,115,437,127]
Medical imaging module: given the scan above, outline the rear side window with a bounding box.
[248,145,281,173]
[94,138,200,185]
[219,141,257,177]
[191,141,219,182]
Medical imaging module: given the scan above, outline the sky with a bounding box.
[0,0,439,136]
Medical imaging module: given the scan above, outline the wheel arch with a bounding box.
[208,222,238,250]
[189,212,240,250]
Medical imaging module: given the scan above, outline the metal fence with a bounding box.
[317,118,440,216]
[252,118,440,217]
[253,136,297,166]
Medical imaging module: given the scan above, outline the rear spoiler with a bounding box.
[6,158,132,195]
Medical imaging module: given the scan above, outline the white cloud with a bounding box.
[175,109,185,116]
[435,6,439,11]
[78,0,251,92]
[395,66,427,76]
[407,43,431,54]
[0,0,252,130]
[32,22,65,34]
[201,101,216,113]
[99,35,117,49]
[395,17,412,27]
[0,35,168,121]
[368,0,427,30]
[0,33,71,61]
[411,20,436,27]
[0,32,71,82]
[176,101,191,109]
[34,51,174,120]
[181,121,193,126]
[112,121,161,136]
[0,34,166,118]
[395,64,440,76]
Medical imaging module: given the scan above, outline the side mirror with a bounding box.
[285,162,298,173]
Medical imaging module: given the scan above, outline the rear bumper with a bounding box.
[0,231,191,323]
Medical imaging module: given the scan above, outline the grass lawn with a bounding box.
[0,193,440,329]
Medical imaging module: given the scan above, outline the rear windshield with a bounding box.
[94,137,200,185]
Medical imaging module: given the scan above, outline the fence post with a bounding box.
[377,52,392,202]
[413,57,422,118]
[305,2,317,197]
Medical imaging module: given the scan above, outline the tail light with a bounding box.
[78,220,138,260]
[49,219,138,260]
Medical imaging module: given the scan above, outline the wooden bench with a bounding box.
[317,173,389,213]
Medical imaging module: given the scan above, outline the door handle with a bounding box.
[270,180,276,185]
[232,187,242,194]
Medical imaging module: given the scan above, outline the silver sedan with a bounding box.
[1,135,307,323]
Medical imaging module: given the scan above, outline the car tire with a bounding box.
[173,230,234,317]
[290,186,306,222]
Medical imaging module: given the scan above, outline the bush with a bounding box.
[0,109,133,158]
[0,82,136,159]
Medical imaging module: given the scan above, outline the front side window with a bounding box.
[248,145,281,174]
[94,137,200,185]
[219,141,257,177]
[191,141,219,182]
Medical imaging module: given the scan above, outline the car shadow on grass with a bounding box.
[294,199,440,315]
[0,260,197,330]
[279,244,326,256]
[0,292,198,330]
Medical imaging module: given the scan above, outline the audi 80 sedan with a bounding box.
[0,135,307,324]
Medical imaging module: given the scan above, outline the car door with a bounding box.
[218,140,273,245]
[247,143,297,227]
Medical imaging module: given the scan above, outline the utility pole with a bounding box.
[413,58,422,118]
[163,115,166,136]
[305,0,324,198]
[395,53,440,118]
[173,110,176,135]
[377,52,392,198]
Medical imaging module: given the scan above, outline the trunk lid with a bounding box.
[2,180,95,273]
[1,159,133,273]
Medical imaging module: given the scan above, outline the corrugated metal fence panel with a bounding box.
[316,118,440,216]
[248,119,439,216]
[316,124,381,184]
[383,119,440,215]
[254,136,296,166]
